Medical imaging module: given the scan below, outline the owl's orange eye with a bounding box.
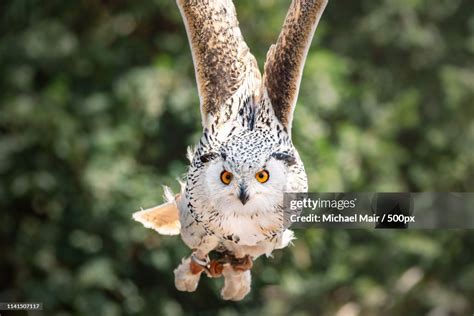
[220,170,233,185]
[255,170,270,183]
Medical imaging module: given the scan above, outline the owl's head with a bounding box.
[189,128,305,215]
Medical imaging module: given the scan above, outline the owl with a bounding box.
[133,0,327,301]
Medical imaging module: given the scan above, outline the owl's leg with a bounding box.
[174,236,219,292]
[221,263,252,301]
[194,234,220,260]
[174,256,205,292]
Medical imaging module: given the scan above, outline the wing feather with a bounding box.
[133,194,181,235]
[177,0,261,126]
[263,0,328,130]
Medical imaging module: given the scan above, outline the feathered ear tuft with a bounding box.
[133,187,181,235]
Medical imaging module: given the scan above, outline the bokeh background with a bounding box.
[1,0,473,315]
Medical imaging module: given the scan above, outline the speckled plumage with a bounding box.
[179,97,307,253]
[134,0,328,301]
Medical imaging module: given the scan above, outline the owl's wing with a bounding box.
[133,194,181,235]
[263,0,328,130]
[177,0,261,127]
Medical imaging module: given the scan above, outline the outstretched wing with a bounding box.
[177,0,261,127]
[133,193,181,235]
[263,0,328,130]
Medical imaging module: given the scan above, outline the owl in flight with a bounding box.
[134,0,327,300]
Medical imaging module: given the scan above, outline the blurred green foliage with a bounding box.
[1,0,473,315]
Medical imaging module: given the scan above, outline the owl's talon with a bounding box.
[207,259,224,277]
[231,255,253,272]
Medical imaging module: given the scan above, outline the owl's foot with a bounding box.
[216,251,253,268]
[190,254,209,274]
[231,255,253,272]
[204,253,253,278]
[221,263,251,301]
[174,256,207,292]
[207,259,224,277]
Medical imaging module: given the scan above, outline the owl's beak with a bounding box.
[238,182,249,205]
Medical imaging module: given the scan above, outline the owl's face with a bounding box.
[191,129,302,215]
